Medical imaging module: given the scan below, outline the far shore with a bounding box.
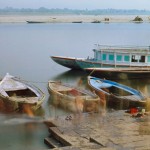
[0,14,150,23]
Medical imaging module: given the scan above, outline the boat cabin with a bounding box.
[93,45,150,67]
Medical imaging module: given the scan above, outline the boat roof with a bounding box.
[93,45,150,54]
[0,73,28,92]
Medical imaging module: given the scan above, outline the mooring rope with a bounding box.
[87,61,97,76]
[14,78,48,84]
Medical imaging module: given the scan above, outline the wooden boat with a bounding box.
[0,73,45,111]
[72,21,82,23]
[85,67,150,79]
[26,21,46,23]
[87,76,146,109]
[51,45,150,70]
[48,80,100,113]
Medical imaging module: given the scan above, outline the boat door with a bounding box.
[131,55,145,63]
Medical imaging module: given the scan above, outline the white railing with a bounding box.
[94,44,150,54]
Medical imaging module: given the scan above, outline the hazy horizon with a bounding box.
[0,0,150,10]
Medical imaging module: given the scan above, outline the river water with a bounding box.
[0,22,150,149]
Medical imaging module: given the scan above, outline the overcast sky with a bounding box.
[0,0,150,10]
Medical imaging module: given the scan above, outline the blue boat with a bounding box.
[87,76,146,109]
[51,45,150,70]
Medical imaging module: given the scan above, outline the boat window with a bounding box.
[139,56,145,62]
[148,56,150,62]
[124,55,130,62]
[116,55,122,61]
[109,54,114,61]
[132,55,137,62]
[98,53,101,60]
[131,55,145,62]
[102,54,107,61]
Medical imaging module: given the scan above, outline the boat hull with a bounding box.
[85,68,150,79]
[76,59,121,69]
[76,59,150,69]
[101,93,146,110]
[0,96,45,112]
[51,56,83,69]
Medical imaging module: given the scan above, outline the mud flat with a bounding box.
[0,14,150,23]
[44,110,150,149]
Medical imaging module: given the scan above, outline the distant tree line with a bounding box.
[0,7,150,15]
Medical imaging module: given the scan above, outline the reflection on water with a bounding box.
[0,114,43,125]
[0,114,48,150]
[52,69,88,84]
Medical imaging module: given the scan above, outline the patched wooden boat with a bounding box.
[0,73,45,111]
[48,80,100,113]
[87,76,146,109]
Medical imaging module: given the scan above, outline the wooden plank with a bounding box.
[49,127,72,146]
[44,137,57,148]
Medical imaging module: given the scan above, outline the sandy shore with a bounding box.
[0,14,150,23]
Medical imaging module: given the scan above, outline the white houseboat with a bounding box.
[51,45,150,69]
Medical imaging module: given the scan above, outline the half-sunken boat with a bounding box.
[85,67,150,79]
[48,80,100,113]
[0,73,45,111]
[87,76,146,109]
[51,45,150,69]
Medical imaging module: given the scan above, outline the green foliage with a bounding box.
[0,7,150,15]
[133,16,143,21]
